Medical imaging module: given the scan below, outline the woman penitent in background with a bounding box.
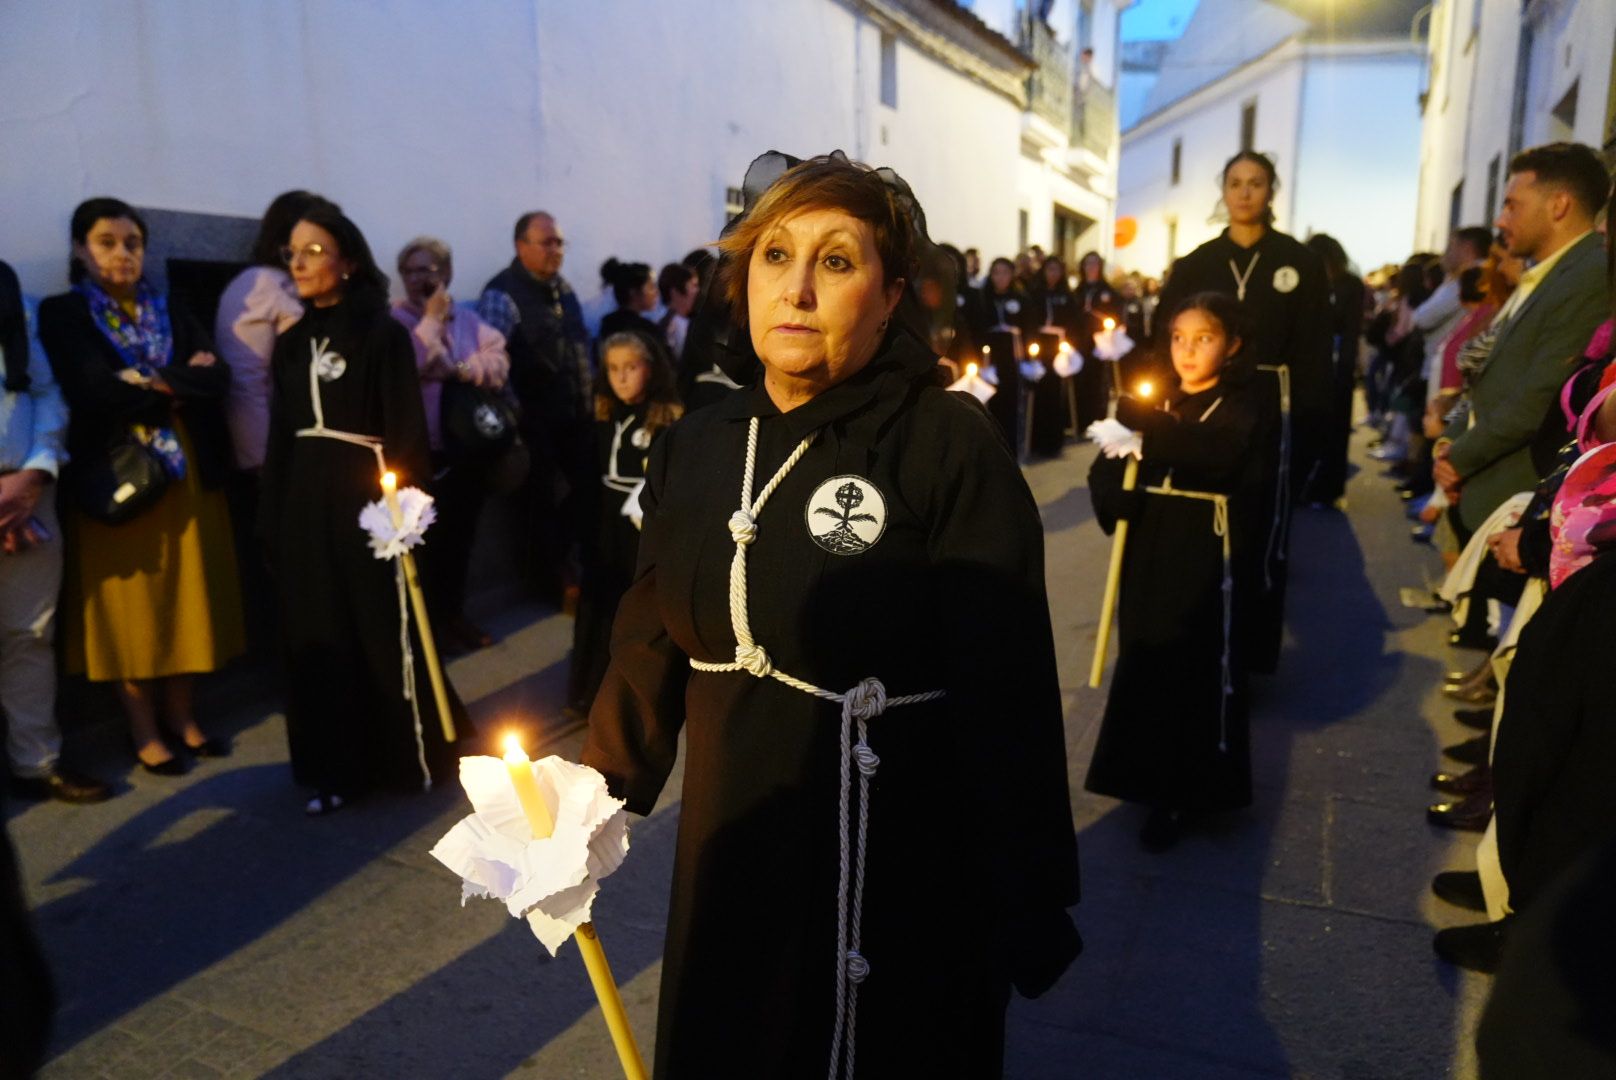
[261,200,471,815]
[1027,255,1080,457]
[566,331,682,718]
[1086,292,1266,852]
[970,255,1028,449]
[1148,151,1332,674]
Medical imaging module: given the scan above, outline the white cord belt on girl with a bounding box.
[294,337,431,789]
[686,417,944,1080]
[1255,363,1291,589]
[1144,478,1234,751]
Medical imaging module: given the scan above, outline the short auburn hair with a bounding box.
[714,155,914,328]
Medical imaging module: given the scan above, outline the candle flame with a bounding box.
[1102,317,1116,330]
[1137,380,1154,399]
[965,362,979,379]
[982,344,992,356]
[502,732,528,762]
[1059,340,1071,353]
[1028,342,1040,358]
[381,470,398,491]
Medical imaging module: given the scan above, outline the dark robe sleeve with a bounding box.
[258,338,295,569]
[581,430,691,815]
[1122,390,1259,483]
[155,305,229,401]
[919,393,1081,998]
[1086,453,1131,535]
[375,317,433,489]
[1284,249,1337,421]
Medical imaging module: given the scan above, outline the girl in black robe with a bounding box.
[1087,292,1265,851]
[1149,152,1332,673]
[567,331,682,715]
[970,257,1029,451]
[1073,251,1123,429]
[260,202,469,813]
[1027,255,1081,456]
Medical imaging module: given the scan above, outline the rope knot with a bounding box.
[728,510,758,546]
[735,643,773,678]
[844,677,888,722]
[845,950,870,984]
[852,741,880,778]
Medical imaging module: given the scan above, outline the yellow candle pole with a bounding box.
[503,736,648,1080]
[1089,380,1153,689]
[381,471,456,742]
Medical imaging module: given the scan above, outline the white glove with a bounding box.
[1019,359,1046,383]
[1085,418,1142,460]
[1052,349,1083,378]
[1092,326,1136,362]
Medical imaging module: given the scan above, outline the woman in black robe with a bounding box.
[969,256,1029,451]
[1026,255,1081,456]
[1149,152,1332,673]
[1087,292,1265,850]
[1303,233,1366,508]
[583,152,1081,1079]
[260,201,469,814]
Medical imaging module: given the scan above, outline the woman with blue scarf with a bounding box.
[39,198,244,776]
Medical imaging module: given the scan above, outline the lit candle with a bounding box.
[1059,340,1072,354]
[380,470,403,529]
[982,344,992,357]
[1102,317,1116,331]
[1028,341,1040,358]
[1136,380,1154,399]
[504,733,555,839]
[965,361,979,380]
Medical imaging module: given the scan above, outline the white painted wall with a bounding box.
[1520,0,1616,149]
[0,0,1056,304]
[1292,49,1425,271]
[1115,46,1306,275]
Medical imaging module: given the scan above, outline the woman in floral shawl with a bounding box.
[39,198,244,775]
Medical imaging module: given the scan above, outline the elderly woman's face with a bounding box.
[400,248,450,305]
[747,207,900,397]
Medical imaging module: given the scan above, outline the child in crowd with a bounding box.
[566,330,683,717]
[1085,292,1268,851]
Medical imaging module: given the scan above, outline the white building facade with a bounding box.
[1114,0,1424,277]
[1413,0,1616,254]
[0,0,1129,304]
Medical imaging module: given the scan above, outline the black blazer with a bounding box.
[38,289,233,490]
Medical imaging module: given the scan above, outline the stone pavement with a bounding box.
[11,423,1494,1079]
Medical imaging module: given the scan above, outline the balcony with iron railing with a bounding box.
[1072,78,1117,160]
[1019,16,1074,134]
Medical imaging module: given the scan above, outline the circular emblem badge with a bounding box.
[1004,299,1021,315]
[312,344,347,382]
[630,426,652,450]
[806,475,887,555]
[1272,266,1300,294]
[473,403,506,439]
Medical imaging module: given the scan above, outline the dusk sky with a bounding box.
[1121,0,1199,40]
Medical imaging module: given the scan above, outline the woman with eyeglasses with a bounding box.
[39,197,245,776]
[260,199,471,815]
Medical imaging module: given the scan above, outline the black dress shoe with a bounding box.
[1445,657,1491,686]
[140,754,188,777]
[1428,791,1491,831]
[1443,733,1490,766]
[183,736,232,759]
[1432,870,1487,913]
[1432,765,1491,796]
[9,768,114,804]
[1139,808,1184,853]
[1445,678,1498,706]
[1433,918,1512,973]
[1453,707,1493,732]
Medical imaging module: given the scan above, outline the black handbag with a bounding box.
[440,381,518,459]
[76,437,170,525]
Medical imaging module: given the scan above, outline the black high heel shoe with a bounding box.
[138,752,187,777]
[184,736,232,759]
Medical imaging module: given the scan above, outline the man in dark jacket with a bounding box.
[477,213,594,602]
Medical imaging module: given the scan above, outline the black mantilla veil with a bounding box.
[684,149,958,384]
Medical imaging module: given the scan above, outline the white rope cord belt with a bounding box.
[1255,364,1292,589]
[1144,479,1234,751]
[294,338,431,790]
[687,417,945,1080]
